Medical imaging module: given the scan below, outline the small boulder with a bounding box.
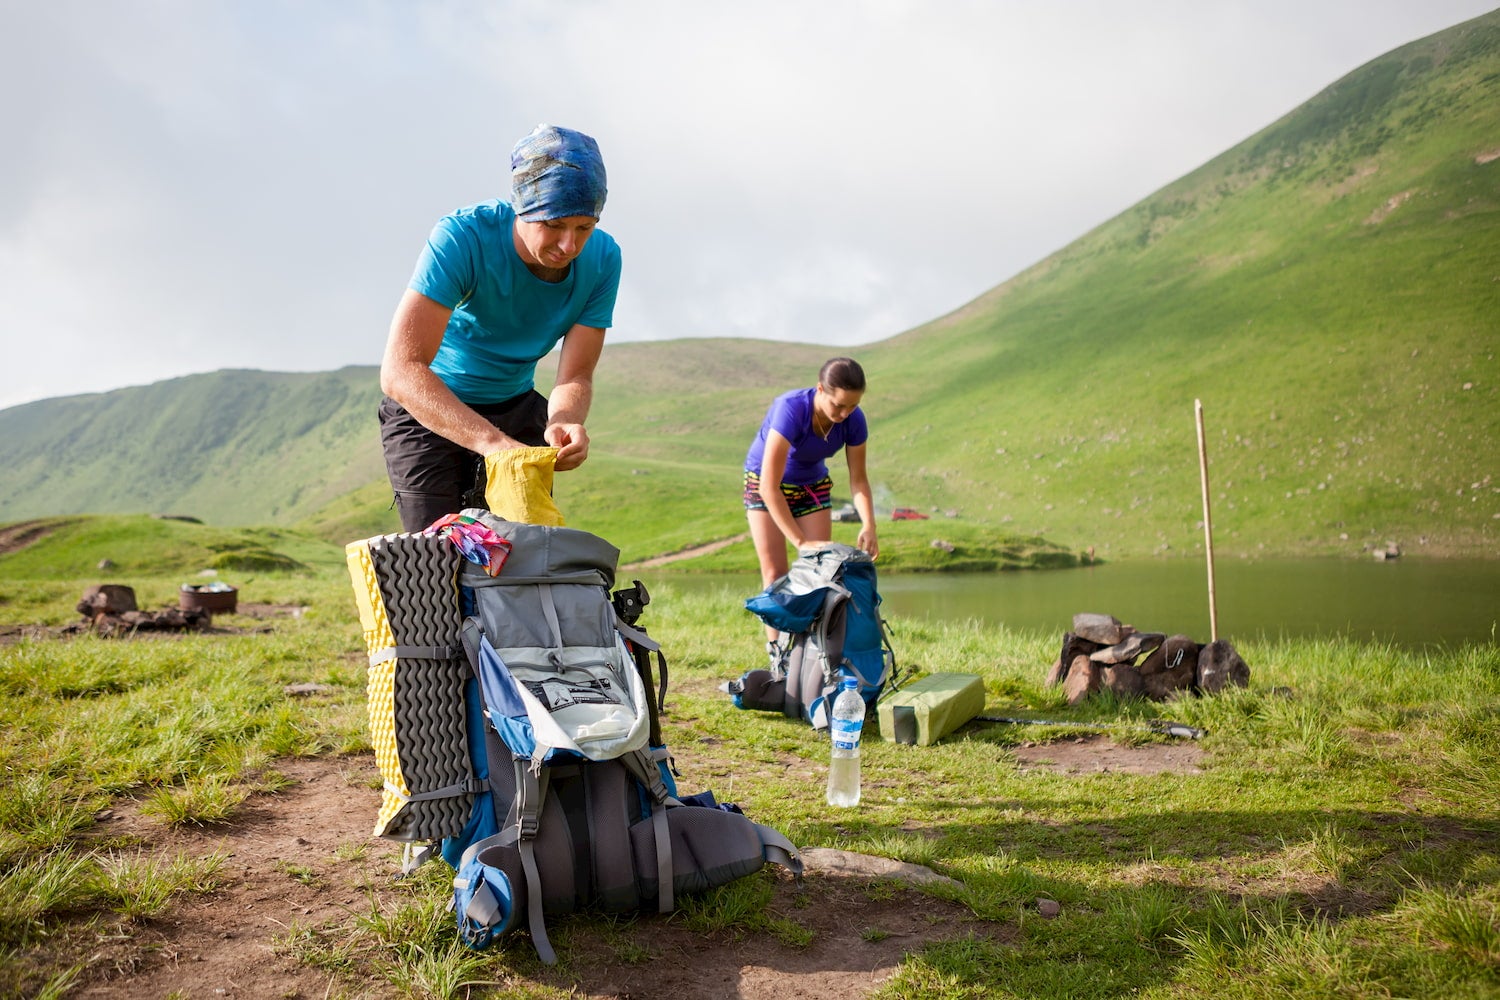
[1144,653,1195,699]
[1043,657,1066,688]
[1101,663,1145,698]
[1055,632,1105,685]
[1063,655,1100,705]
[77,585,138,616]
[1138,634,1200,676]
[1197,639,1250,693]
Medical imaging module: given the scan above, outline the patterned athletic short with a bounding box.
[742,472,833,517]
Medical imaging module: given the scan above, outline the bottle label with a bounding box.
[831,717,862,752]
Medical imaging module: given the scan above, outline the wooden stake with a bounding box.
[1195,399,1218,641]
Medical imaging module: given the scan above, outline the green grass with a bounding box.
[0,537,1497,997]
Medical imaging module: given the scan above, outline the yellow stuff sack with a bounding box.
[346,531,476,841]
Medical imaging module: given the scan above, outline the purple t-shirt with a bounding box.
[744,388,869,485]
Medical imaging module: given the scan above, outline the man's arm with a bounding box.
[545,324,606,471]
[379,289,519,455]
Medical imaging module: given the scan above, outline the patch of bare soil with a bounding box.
[1012,733,1206,775]
[0,603,310,645]
[32,736,1200,999]
[46,754,1001,1000]
[68,756,394,1000]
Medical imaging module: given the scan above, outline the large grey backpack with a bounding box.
[443,512,802,964]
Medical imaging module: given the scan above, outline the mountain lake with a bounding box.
[641,557,1499,650]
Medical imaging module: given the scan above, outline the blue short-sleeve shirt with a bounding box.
[408,200,622,404]
[744,388,868,485]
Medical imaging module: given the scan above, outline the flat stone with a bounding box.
[798,848,964,890]
[1089,632,1165,665]
[1072,613,1128,645]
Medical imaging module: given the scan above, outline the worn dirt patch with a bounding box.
[1012,734,1206,775]
[0,603,310,645]
[34,754,1004,1000]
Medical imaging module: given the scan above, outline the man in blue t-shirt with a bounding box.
[378,124,622,531]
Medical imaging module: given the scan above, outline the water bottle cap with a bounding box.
[841,678,858,690]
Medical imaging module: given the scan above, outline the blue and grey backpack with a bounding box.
[727,543,900,729]
[348,511,802,965]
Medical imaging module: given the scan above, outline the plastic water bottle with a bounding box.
[826,678,865,807]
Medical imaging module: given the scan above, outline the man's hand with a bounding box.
[546,422,590,471]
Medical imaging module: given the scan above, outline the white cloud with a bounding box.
[1,0,1494,408]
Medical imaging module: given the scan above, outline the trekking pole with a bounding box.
[975,715,1208,740]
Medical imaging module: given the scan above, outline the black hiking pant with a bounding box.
[378,391,549,532]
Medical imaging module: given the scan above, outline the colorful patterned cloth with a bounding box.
[424,512,513,577]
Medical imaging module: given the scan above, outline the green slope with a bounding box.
[0,11,1495,562]
[0,367,388,525]
[847,11,1500,560]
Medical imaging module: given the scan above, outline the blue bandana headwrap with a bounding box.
[510,124,608,222]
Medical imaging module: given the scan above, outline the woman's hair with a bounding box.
[819,357,866,392]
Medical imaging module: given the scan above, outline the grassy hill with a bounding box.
[0,10,1496,563]
[0,367,388,526]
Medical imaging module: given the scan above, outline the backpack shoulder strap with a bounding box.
[617,747,680,913]
[512,757,558,965]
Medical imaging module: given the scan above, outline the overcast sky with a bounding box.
[2,1,1494,410]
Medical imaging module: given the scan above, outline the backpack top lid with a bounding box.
[456,509,621,589]
[745,542,874,634]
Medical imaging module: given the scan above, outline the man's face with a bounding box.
[514,215,598,270]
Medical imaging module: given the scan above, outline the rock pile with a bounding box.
[65,584,212,637]
[1045,612,1249,705]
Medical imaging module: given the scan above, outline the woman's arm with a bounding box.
[758,432,811,548]
[846,442,879,558]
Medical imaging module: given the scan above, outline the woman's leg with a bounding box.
[746,508,789,643]
[747,508,791,587]
[793,507,833,545]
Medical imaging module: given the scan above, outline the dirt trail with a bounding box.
[0,517,65,556]
[621,533,747,570]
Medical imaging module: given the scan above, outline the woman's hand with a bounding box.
[857,526,879,560]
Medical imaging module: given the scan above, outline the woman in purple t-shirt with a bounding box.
[743,357,879,604]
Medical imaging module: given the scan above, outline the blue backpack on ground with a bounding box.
[727,543,900,729]
[350,512,802,966]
